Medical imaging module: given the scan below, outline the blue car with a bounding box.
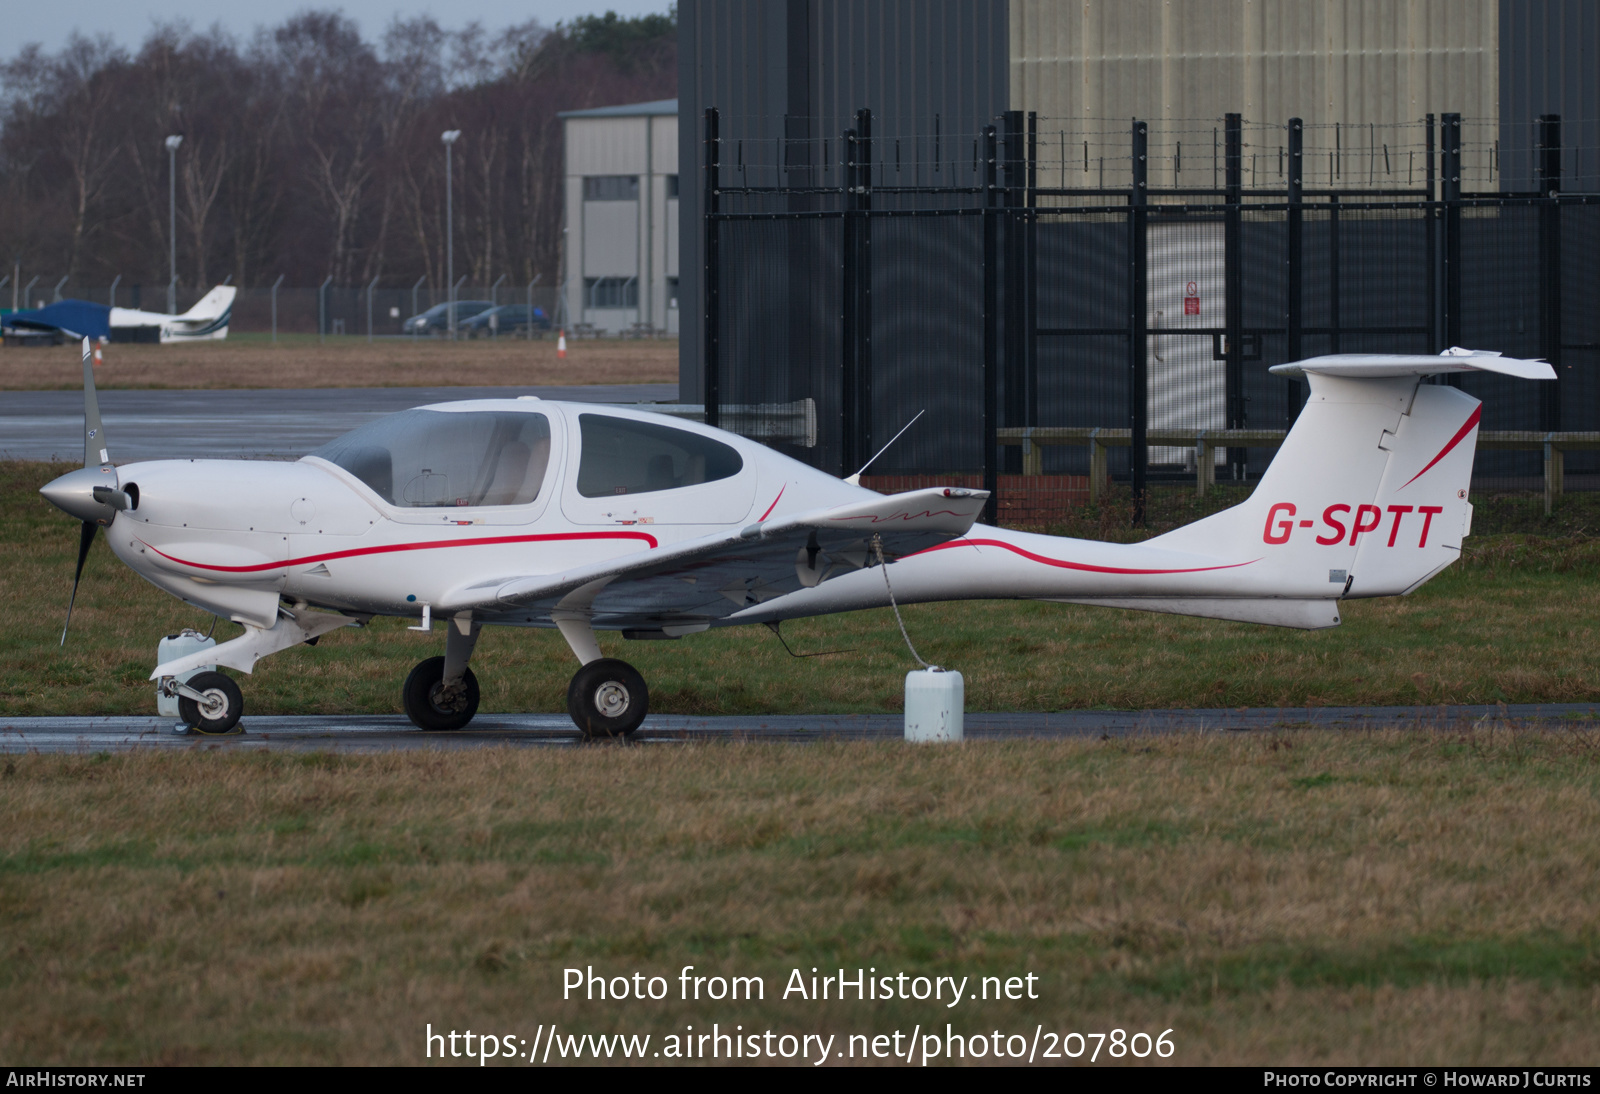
[401,300,494,335]
[459,305,552,338]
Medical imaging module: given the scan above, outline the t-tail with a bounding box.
[1146,349,1555,599]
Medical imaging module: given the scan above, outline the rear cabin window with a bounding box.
[576,414,743,498]
[309,409,552,507]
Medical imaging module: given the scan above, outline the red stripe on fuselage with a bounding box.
[1398,404,1481,490]
[137,530,659,574]
[904,538,1257,575]
[758,483,786,521]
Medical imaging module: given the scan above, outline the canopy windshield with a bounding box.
[308,409,552,507]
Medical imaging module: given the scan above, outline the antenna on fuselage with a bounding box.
[843,410,925,487]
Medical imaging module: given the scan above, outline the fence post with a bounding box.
[1128,119,1149,525]
[855,107,873,474]
[1224,113,1245,480]
[1425,114,1439,353]
[1002,110,1028,476]
[1538,114,1562,436]
[702,107,721,430]
[318,276,331,343]
[1025,111,1039,445]
[270,274,284,343]
[367,276,379,342]
[1286,119,1304,420]
[1442,113,1463,385]
[841,122,861,476]
[983,123,1001,524]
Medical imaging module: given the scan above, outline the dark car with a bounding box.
[401,300,494,335]
[460,304,552,338]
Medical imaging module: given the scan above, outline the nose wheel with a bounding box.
[177,671,244,734]
[567,659,649,738]
[403,655,481,731]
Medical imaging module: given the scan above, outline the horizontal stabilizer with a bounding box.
[1270,349,1554,382]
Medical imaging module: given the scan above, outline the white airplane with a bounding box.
[3,286,235,344]
[110,285,236,343]
[40,340,1551,736]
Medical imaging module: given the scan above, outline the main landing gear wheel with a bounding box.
[403,656,480,731]
[178,671,244,734]
[567,658,649,739]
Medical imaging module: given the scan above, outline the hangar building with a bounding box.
[559,99,681,336]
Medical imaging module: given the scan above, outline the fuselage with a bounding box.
[90,398,1318,634]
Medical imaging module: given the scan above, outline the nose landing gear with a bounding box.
[174,671,244,734]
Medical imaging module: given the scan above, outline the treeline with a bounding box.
[0,10,676,293]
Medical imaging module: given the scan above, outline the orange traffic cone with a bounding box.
[557,329,567,359]
[93,344,103,367]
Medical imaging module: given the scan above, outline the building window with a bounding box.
[666,277,679,309]
[583,175,639,201]
[585,277,638,309]
[665,174,679,199]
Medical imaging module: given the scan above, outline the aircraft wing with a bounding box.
[443,486,988,629]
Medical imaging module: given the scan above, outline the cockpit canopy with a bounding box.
[309,409,551,507]
[307,406,748,510]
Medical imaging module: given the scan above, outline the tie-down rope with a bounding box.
[872,534,933,670]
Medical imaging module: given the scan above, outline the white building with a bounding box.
[559,98,679,336]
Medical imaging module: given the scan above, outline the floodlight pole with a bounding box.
[442,130,461,339]
[165,135,183,314]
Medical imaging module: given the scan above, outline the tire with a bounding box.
[566,659,649,739]
[402,656,480,731]
[178,671,244,734]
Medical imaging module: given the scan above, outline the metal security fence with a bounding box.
[701,108,1600,525]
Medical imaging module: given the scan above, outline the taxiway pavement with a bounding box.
[3,704,1594,754]
[1,384,679,461]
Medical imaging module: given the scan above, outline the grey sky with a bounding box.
[2,1,673,59]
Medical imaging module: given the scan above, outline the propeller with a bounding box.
[42,338,122,646]
[61,519,98,646]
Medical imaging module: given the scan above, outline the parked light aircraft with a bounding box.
[5,286,235,343]
[40,340,1551,735]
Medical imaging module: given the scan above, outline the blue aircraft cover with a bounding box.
[3,299,111,340]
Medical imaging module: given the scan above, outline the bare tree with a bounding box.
[0,9,676,290]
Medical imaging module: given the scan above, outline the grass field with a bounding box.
[0,333,678,390]
[5,460,1600,718]
[5,458,1600,1066]
[2,735,1598,1065]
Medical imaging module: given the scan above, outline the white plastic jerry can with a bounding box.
[904,667,964,742]
[155,629,217,717]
